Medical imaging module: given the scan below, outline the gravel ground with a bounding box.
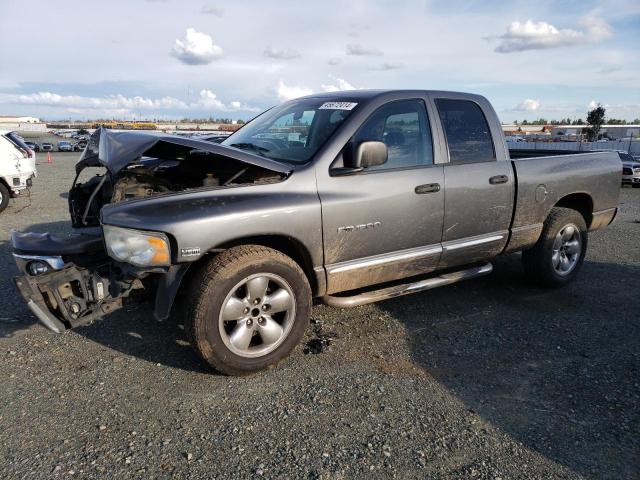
[1,153,638,479]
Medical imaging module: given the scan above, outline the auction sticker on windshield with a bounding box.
[319,102,358,110]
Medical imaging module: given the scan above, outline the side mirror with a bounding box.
[354,141,388,168]
[331,140,388,177]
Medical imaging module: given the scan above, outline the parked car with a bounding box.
[0,130,37,213]
[73,141,88,152]
[40,143,53,152]
[58,141,73,152]
[619,151,640,187]
[11,90,621,375]
[24,141,40,152]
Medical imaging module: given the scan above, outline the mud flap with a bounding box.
[13,265,125,332]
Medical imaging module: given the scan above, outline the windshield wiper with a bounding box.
[230,143,270,154]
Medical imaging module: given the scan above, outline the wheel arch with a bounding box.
[553,192,594,228]
[209,235,321,296]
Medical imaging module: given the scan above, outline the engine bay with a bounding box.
[69,148,286,228]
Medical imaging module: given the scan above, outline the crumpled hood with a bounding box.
[76,127,292,175]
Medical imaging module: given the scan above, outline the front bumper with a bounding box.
[14,275,71,333]
[621,175,640,184]
[11,231,189,332]
[13,262,124,332]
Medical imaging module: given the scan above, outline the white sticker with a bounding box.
[319,102,358,110]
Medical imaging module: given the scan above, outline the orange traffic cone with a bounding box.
[47,152,52,164]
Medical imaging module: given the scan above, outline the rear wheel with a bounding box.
[522,207,588,288]
[0,183,10,213]
[186,245,311,375]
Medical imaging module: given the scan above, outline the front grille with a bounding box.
[634,168,640,175]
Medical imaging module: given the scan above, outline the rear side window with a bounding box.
[435,99,495,164]
[4,132,30,152]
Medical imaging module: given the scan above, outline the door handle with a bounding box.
[489,175,508,185]
[415,183,440,194]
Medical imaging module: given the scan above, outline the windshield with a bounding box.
[222,98,358,165]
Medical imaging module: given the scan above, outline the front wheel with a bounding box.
[186,245,311,375]
[522,207,588,288]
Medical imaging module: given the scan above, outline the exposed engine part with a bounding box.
[111,173,173,203]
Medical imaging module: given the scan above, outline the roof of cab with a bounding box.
[295,89,483,100]
[291,89,489,107]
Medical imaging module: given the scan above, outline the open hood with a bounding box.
[76,127,292,175]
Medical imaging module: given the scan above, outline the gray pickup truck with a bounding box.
[12,90,621,375]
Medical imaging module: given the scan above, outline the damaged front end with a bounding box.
[12,230,146,332]
[12,128,290,333]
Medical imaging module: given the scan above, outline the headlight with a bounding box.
[103,225,171,267]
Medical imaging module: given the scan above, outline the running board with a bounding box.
[321,262,493,308]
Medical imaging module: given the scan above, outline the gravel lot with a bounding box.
[1,153,638,479]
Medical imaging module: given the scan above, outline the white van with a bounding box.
[0,130,37,213]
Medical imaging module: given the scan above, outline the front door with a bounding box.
[318,99,445,294]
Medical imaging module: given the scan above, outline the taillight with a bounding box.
[26,149,34,158]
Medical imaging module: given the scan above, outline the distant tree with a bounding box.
[236,119,246,124]
[77,128,89,135]
[586,104,606,141]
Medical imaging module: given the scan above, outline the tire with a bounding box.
[186,245,311,375]
[0,182,10,213]
[522,207,588,288]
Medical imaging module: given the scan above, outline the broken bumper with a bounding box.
[12,231,190,332]
[14,276,67,333]
[13,263,124,332]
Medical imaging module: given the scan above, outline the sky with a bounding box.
[0,0,638,122]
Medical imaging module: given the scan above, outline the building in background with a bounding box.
[0,116,40,124]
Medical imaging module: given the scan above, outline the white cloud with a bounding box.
[494,14,612,53]
[276,80,313,101]
[197,89,226,109]
[327,57,341,66]
[263,46,301,60]
[0,90,259,116]
[516,99,541,111]
[346,43,383,56]
[171,28,223,65]
[201,5,224,16]
[588,100,600,109]
[321,77,357,92]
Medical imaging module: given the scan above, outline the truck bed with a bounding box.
[505,151,621,253]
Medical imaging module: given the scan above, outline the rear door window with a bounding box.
[435,99,495,164]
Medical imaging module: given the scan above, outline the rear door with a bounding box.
[317,98,445,293]
[431,96,514,268]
